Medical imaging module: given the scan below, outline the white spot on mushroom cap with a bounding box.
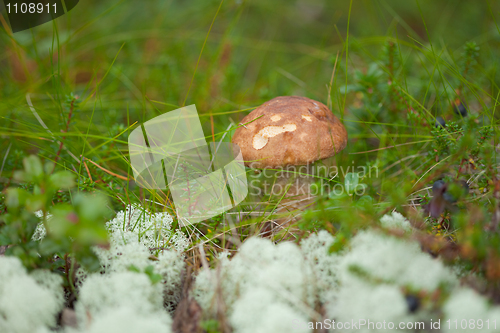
[253,134,268,150]
[302,115,312,122]
[271,115,281,121]
[252,124,297,150]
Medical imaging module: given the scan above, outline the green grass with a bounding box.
[1,0,500,300]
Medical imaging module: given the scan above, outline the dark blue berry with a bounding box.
[405,295,420,313]
[432,180,446,192]
[453,102,468,117]
[435,116,446,128]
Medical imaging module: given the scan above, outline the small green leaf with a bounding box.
[128,265,141,273]
[344,173,359,195]
[356,195,373,207]
[329,232,348,253]
[22,155,44,181]
[328,190,348,199]
[5,188,30,209]
[0,230,12,245]
[201,319,220,333]
[50,171,76,189]
[353,183,368,196]
[144,265,163,284]
[339,84,361,94]
[46,204,74,238]
[38,238,63,256]
[358,195,373,202]
[73,193,111,222]
[44,161,55,174]
[13,170,26,182]
[25,194,46,212]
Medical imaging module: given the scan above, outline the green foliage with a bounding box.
[0,155,111,274]
[201,319,222,333]
[128,264,163,285]
[300,172,376,235]
[298,33,499,290]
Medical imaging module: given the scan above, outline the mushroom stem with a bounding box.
[271,164,316,229]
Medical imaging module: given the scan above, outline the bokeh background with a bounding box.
[2,0,499,131]
[1,0,500,234]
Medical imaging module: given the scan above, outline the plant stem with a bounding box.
[53,97,77,172]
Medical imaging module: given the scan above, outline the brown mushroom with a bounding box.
[232,96,348,231]
[233,96,347,168]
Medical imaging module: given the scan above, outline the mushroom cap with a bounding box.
[232,96,348,168]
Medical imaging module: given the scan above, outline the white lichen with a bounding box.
[68,306,172,333]
[32,211,52,241]
[194,212,492,333]
[12,210,500,333]
[329,280,411,332]
[230,287,310,333]
[89,234,185,314]
[30,269,65,308]
[380,211,412,232]
[105,204,187,253]
[442,288,500,333]
[78,204,186,316]
[74,271,167,327]
[194,237,317,316]
[194,236,321,333]
[0,256,64,333]
[33,205,188,254]
[337,229,457,292]
[6,205,185,332]
[299,230,338,303]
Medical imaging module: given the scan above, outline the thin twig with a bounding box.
[83,160,93,183]
[54,98,77,169]
[82,156,129,181]
[0,143,12,178]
